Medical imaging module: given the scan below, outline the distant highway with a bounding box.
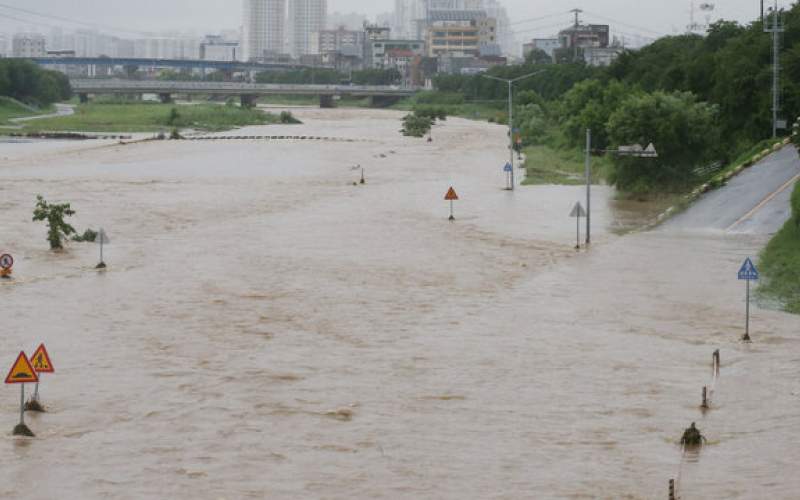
[663,145,799,234]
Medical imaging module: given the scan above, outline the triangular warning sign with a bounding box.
[31,344,54,373]
[445,187,459,201]
[4,351,38,384]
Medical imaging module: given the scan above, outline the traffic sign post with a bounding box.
[0,253,13,279]
[569,202,587,250]
[26,343,54,413]
[738,257,760,342]
[96,228,110,269]
[5,351,38,437]
[445,187,459,221]
[503,163,513,190]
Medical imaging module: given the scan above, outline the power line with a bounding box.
[0,3,153,37]
[509,11,571,27]
[510,21,571,36]
[581,9,668,37]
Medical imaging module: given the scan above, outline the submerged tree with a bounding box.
[32,195,76,250]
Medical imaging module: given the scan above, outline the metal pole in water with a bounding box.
[745,279,751,341]
[33,381,39,401]
[576,213,581,250]
[669,479,675,500]
[508,81,514,190]
[19,384,24,425]
[585,129,591,245]
[701,386,709,409]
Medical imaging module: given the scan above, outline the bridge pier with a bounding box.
[319,95,335,108]
[240,94,257,108]
[159,93,173,104]
[369,95,402,108]
[78,93,89,104]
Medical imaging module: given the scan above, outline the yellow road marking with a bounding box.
[727,173,800,231]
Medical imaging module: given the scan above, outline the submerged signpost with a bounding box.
[738,257,759,342]
[569,202,587,249]
[26,343,54,412]
[96,228,110,269]
[0,253,13,279]
[5,351,38,436]
[445,187,459,221]
[503,162,513,190]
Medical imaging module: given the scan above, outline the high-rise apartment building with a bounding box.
[288,0,326,57]
[12,33,46,57]
[243,0,286,60]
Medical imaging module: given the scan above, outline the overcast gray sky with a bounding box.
[0,0,791,41]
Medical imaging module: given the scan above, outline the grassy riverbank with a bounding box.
[0,97,52,126]
[19,102,276,133]
[759,182,800,313]
[521,144,615,185]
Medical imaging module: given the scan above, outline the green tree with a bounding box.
[32,195,77,250]
[606,91,720,193]
[525,48,553,65]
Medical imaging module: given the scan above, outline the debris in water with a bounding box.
[324,407,354,421]
[24,399,45,413]
[13,423,35,437]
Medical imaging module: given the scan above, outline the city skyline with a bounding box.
[0,0,784,43]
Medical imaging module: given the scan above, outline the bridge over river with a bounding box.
[70,79,420,107]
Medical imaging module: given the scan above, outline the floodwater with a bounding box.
[0,108,797,499]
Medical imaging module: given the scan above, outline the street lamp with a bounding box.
[584,128,658,245]
[482,69,547,191]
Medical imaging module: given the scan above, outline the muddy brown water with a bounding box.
[0,109,797,499]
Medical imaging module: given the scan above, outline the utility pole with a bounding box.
[764,0,784,138]
[585,129,591,245]
[482,70,547,191]
[570,8,583,61]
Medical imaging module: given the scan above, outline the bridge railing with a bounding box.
[69,79,420,94]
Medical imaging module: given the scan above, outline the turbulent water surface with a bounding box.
[0,108,797,499]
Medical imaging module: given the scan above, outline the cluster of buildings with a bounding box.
[522,16,625,67]
[0,0,515,84]
[0,3,634,84]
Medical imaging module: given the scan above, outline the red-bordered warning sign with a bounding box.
[31,344,54,373]
[4,351,38,384]
[0,254,13,270]
[444,187,459,201]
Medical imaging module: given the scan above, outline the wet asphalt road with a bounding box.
[664,145,799,234]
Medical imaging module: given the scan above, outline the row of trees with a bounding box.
[430,5,800,194]
[0,59,71,107]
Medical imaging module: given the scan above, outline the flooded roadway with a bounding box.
[0,108,797,499]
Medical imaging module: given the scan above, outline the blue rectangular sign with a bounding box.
[504,163,513,172]
[738,257,759,281]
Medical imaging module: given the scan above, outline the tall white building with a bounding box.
[243,0,286,60]
[393,0,426,39]
[288,0,326,58]
[12,33,46,57]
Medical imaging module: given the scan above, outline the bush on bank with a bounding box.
[0,59,71,107]
[758,182,800,313]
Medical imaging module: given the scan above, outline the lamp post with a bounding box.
[483,70,547,191]
[584,130,658,245]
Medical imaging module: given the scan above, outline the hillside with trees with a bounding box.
[424,5,800,195]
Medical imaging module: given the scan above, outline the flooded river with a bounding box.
[0,108,797,499]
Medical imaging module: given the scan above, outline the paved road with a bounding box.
[663,145,799,234]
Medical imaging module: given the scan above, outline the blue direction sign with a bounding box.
[512,128,520,134]
[503,162,513,172]
[738,258,759,281]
